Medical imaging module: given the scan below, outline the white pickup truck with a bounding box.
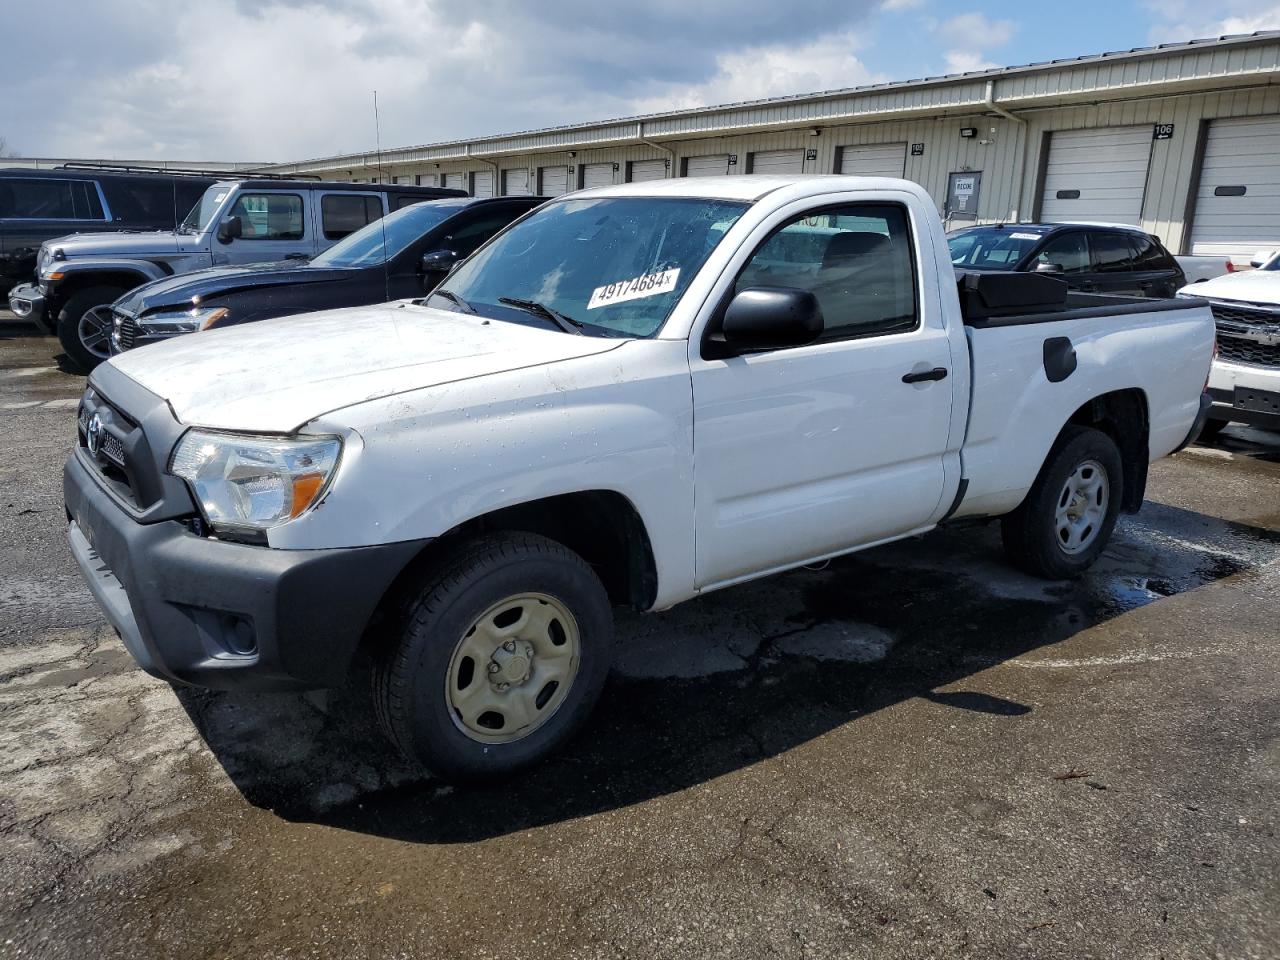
[1178,250,1280,439]
[65,176,1215,780]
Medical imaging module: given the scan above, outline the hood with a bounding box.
[119,261,358,314]
[48,230,182,259]
[103,301,627,432]
[1182,269,1280,306]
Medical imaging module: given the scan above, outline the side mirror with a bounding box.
[1034,261,1064,274]
[420,249,460,291]
[216,216,243,244]
[421,249,460,275]
[711,287,823,357]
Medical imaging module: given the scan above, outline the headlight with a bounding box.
[170,430,341,535]
[137,306,229,335]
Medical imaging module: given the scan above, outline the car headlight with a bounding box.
[137,306,229,335]
[170,430,341,535]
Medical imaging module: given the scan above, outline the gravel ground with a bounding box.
[1,313,1277,959]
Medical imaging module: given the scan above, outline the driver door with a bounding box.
[689,201,958,589]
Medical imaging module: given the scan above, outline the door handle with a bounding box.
[902,367,949,384]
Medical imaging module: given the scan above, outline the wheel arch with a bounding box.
[1063,387,1150,513]
[363,489,659,654]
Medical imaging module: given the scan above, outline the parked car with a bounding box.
[1178,249,1280,440]
[65,176,1214,781]
[1,165,216,299]
[108,195,546,354]
[1176,254,1236,284]
[947,222,1187,297]
[9,177,466,371]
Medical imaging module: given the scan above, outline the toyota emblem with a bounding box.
[86,414,103,457]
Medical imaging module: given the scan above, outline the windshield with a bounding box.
[432,197,749,337]
[180,183,235,234]
[312,201,458,268]
[948,227,1044,270]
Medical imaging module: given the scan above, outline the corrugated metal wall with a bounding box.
[312,62,1280,256]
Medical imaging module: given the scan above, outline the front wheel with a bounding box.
[56,286,125,373]
[373,532,613,782]
[1001,425,1124,579]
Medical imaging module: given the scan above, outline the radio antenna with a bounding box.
[374,89,390,302]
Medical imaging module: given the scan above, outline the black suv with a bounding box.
[110,195,546,353]
[947,222,1186,298]
[0,165,217,297]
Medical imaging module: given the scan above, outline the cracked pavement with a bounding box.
[1,315,1278,959]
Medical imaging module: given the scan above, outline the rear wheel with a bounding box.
[373,532,613,782]
[56,286,125,373]
[1001,425,1123,579]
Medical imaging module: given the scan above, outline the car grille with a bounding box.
[1218,336,1280,367]
[114,310,139,351]
[77,390,142,506]
[1208,300,1280,369]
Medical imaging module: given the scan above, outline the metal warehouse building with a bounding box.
[270,32,1280,260]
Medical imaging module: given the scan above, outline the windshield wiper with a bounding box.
[498,297,584,335]
[427,288,476,314]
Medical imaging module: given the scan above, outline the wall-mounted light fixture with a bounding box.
[809,127,822,137]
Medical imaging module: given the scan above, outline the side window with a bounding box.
[0,179,77,219]
[321,194,383,240]
[229,193,305,240]
[1129,234,1172,269]
[734,204,917,341]
[1090,233,1137,272]
[441,207,524,257]
[395,195,421,211]
[1033,233,1090,274]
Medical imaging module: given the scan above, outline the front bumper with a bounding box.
[7,282,47,328]
[1206,359,1280,429]
[64,451,425,691]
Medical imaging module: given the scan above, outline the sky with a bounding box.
[2,0,1279,163]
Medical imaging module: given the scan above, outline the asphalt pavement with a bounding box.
[1,313,1277,960]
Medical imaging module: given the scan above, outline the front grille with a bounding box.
[114,311,139,351]
[77,390,142,506]
[1218,335,1280,367]
[1209,299,1280,369]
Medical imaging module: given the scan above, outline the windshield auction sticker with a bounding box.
[587,268,680,310]
[1009,232,1041,241]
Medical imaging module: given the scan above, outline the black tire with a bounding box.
[373,532,613,782]
[1194,418,1228,444]
[56,286,124,373]
[1001,425,1124,580]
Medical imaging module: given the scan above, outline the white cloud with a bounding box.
[882,0,925,10]
[935,11,1016,76]
[631,32,886,113]
[1144,1,1280,42]
[5,0,899,161]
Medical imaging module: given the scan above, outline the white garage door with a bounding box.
[685,154,730,177]
[470,170,493,198]
[539,166,569,196]
[443,173,465,192]
[1040,126,1152,225]
[629,159,667,182]
[503,168,531,196]
[839,143,906,178]
[581,163,614,189]
[1190,115,1280,257]
[750,149,804,175]
[417,174,439,187]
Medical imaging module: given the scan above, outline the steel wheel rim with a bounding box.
[445,592,581,744]
[1054,458,1109,555]
[78,306,114,359]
